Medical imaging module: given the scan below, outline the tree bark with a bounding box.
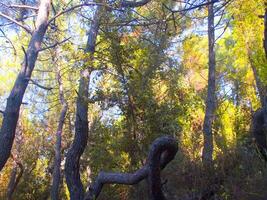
[202,0,216,165]
[84,136,178,200]
[50,59,68,200]
[7,155,24,200]
[65,5,102,200]
[0,0,51,171]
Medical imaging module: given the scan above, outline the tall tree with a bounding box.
[202,0,216,164]
[50,51,68,200]
[0,0,51,171]
[65,4,103,200]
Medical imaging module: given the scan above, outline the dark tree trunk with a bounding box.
[6,156,23,200]
[202,0,216,165]
[50,61,68,200]
[65,5,102,200]
[0,0,51,171]
[84,136,178,200]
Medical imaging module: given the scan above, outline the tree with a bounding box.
[202,0,216,165]
[0,0,51,171]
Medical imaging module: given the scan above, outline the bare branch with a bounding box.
[39,37,71,52]
[0,28,17,56]
[26,78,53,90]
[48,3,115,25]
[215,17,231,42]
[120,0,151,8]
[0,12,32,33]
[2,3,39,11]
[164,0,220,13]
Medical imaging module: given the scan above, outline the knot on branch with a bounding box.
[84,135,178,200]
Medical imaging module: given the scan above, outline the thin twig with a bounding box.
[48,3,115,25]
[164,0,220,13]
[26,78,54,90]
[38,37,71,52]
[0,28,17,55]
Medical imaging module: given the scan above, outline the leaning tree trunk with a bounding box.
[202,0,216,165]
[84,136,178,200]
[65,5,102,200]
[50,55,68,200]
[0,0,51,171]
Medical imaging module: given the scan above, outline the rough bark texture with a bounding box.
[50,64,68,200]
[0,0,51,171]
[202,0,216,165]
[84,136,178,200]
[65,5,102,200]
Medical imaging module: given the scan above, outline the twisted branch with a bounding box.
[84,136,178,200]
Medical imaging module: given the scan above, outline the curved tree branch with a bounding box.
[84,136,178,200]
[120,0,151,8]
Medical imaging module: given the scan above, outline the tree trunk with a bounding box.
[0,0,51,171]
[65,5,102,200]
[6,157,23,200]
[202,0,216,165]
[50,59,68,200]
[249,55,265,107]
[7,122,24,200]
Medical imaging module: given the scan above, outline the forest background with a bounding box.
[0,0,267,199]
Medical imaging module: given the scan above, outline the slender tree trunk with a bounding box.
[65,5,102,200]
[7,119,24,200]
[50,57,68,200]
[6,158,23,200]
[0,0,51,171]
[202,0,216,165]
